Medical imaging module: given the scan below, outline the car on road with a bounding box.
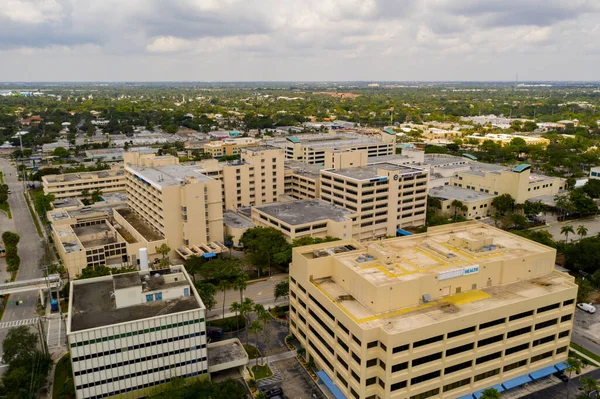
[577,303,597,314]
[554,371,569,383]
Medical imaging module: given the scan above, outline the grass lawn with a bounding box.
[570,342,600,364]
[24,192,43,237]
[206,315,246,332]
[251,364,272,380]
[53,354,76,399]
[243,344,261,359]
[0,202,11,219]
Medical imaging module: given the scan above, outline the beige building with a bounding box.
[42,166,126,199]
[265,133,394,165]
[289,222,576,399]
[450,164,564,204]
[123,152,226,259]
[320,163,428,241]
[284,161,322,200]
[203,137,261,157]
[590,166,600,180]
[429,186,495,219]
[251,199,355,241]
[197,146,286,210]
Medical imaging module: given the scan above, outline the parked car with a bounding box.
[262,387,283,398]
[577,303,597,314]
[554,371,569,383]
[206,326,223,340]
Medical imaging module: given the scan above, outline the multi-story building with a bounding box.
[320,162,428,241]
[251,199,355,241]
[289,222,576,399]
[123,152,225,258]
[203,137,261,158]
[265,133,394,165]
[449,164,565,204]
[429,186,495,220]
[67,266,209,399]
[42,166,126,199]
[284,161,322,200]
[196,146,285,210]
[590,166,600,180]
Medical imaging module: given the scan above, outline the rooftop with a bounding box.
[223,211,255,229]
[429,185,496,202]
[254,199,353,225]
[127,163,214,188]
[70,267,200,332]
[267,133,389,150]
[284,160,322,179]
[324,162,423,181]
[297,222,573,333]
[115,208,164,241]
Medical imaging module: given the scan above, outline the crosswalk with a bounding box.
[0,317,38,329]
[46,316,65,348]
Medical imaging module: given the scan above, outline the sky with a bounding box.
[1,0,600,82]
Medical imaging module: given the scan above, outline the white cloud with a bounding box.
[1,0,600,80]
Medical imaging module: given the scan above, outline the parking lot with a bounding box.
[265,357,324,399]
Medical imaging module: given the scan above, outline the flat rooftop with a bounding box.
[242,144,279,152]
[115,208,164,241]
[429,185,496,202]
[324,162,423,181]
[70,269,200,332]
[207,340,248,368]
[315,271,574,334]
[284,160,322,179]
[127,163,214,188]
[254,199,353,225]
[52,198,80,209]
[223,211,255,229]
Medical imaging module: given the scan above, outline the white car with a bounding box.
[577,303,597,314]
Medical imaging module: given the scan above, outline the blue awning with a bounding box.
[203,252,216,259]
[316,370,347,399]
[457,395,475,399]
[502,374,533,390]
[396,229,413,236]
[555,362,568,371]
[474,385,505,398]
[530,365,557,380]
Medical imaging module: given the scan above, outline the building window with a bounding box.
[480,318,505,329]
[474,368,500,382]
[413,335,443,348]
[504,359,527,372]
[538,303,560,313]
[507,326,532,339]
[476,351,502,365]
[505,342,530,356]
[448,326,476,339]
[393,344,409,354]
[146,294,153,303]
[410,389,440,399]
[509,310,534,321]
[391,380,407,391]
[445,360,472,375]
[446,342,474,357]
[412,352,442,367]
[531,350,553,363]
[183,288,190,296]
[411,370,441,385]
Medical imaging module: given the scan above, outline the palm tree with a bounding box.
[225,234,234,256]
[248,320,264,365]
[230,301,241,332]
[233,275,248,304]
[155,243,171,268]
[580,377,599,398]
[255,304,271,364]
[218,280,231,320]
[561,225,575,242]
[240,298,255,344]
[577,225,589,241]
[565,357,582,399]
[451,199,465,219]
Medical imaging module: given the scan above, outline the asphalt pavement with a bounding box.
[0,158,45,345]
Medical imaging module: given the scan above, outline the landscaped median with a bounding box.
[2,231,20,276]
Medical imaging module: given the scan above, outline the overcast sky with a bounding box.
[2,0,600,82]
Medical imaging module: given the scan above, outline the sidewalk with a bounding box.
[570,346,600,367]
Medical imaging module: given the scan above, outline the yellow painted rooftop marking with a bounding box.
[415,246,450,264]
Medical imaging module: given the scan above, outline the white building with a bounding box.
[67,266,208,399]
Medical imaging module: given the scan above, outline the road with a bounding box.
[208,274,288,319]
[0,157,45,346]
[521,367,600,399]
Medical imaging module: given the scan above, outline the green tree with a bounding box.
[582,179,600,198]
[155,243,171,267]
[480,387,501,399]
[184,255,205,283]
[248,320,264,364]
[52,146,69,158]
[2,326,37,364]
[491,193,515,215]
[577,225,589,240]
[451,199,467,219]
[34,192,55,216]
[240,298,255,345]
[218,280,231,320]
[579,376,599,398]
[195,282,216,310]
[229,301,241,332]
[240,227,290,276]
[561,225,575,242]
[233,275,248,304]
[90,189,102,203]
[274,279,289,302]
[565,357,582,399]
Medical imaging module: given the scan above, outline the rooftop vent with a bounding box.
[422,293,431,303]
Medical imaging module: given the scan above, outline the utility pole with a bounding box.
[19,134,27,190]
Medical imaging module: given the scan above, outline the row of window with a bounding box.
[70,318,204,348]
[74,345,206,376]
[76,357,208,390]
[72,332,204,362]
